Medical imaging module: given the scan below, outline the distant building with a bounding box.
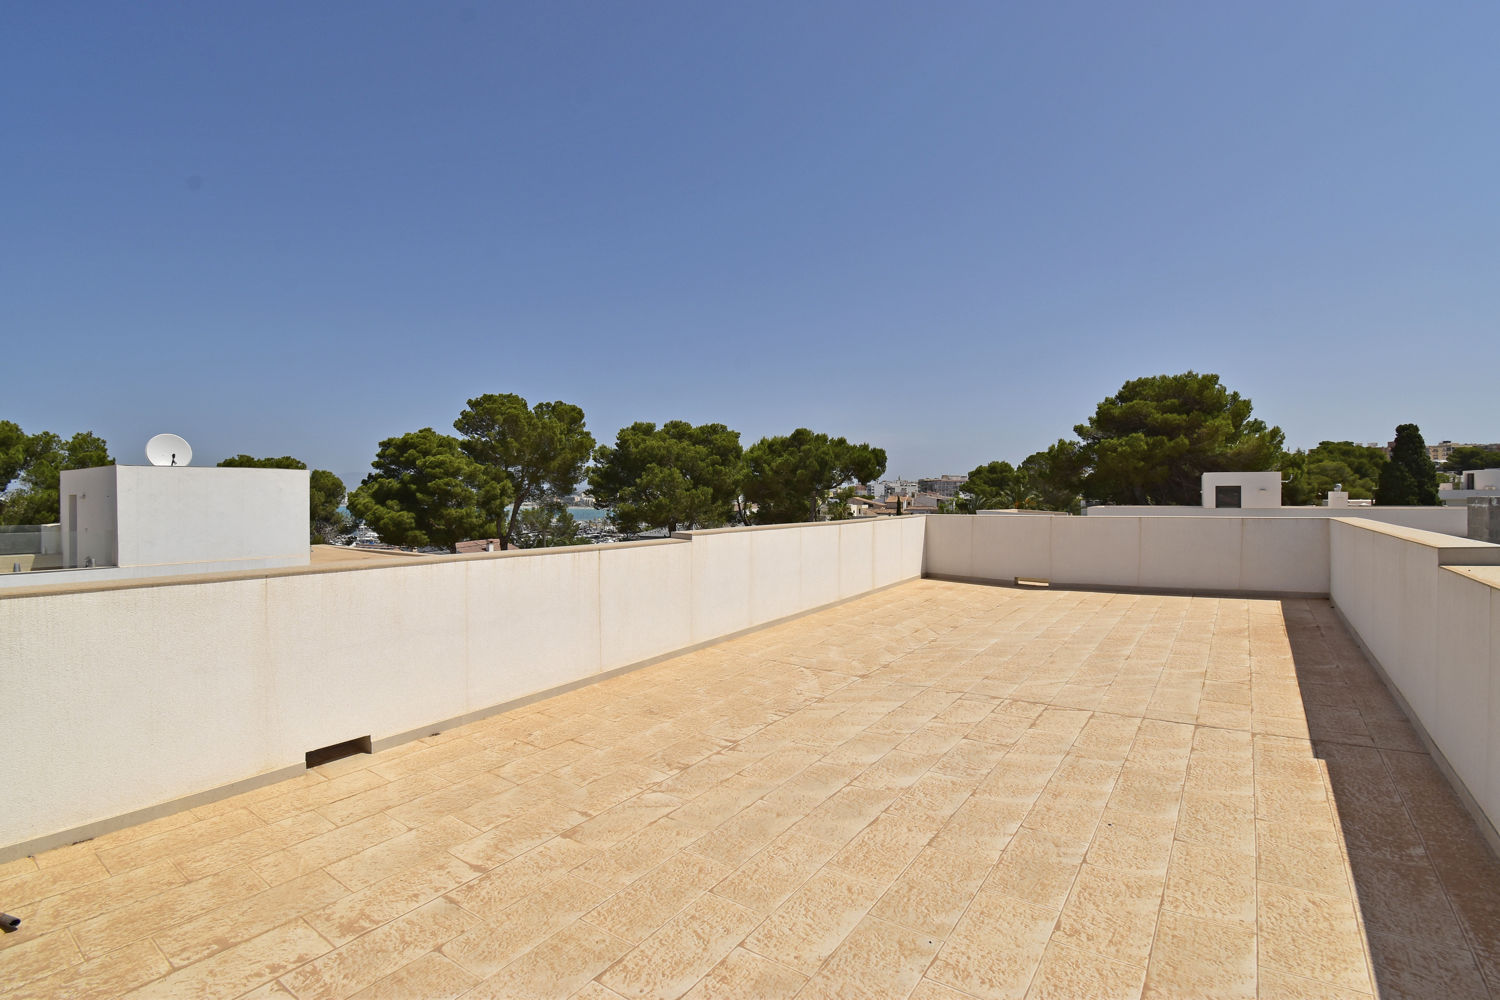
[1376,439,1500,463]
[1201,471,1283,509]
[917,475,968,498]
[874,479,920,500]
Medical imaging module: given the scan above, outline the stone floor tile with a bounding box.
[799,914,944,1000]
[97,809,266,875]
[1161,839,1256,925]
[1053,864,1163,968]
[824,813,935,886]
[678,948,806,1000]
[153,870,348,966]
[279,897,476,1000]
[1257,882,1373,994]
[21,857,186,928]
[1024,940,1145,1000]
[71,864,267,959]
[251,813,409,887]
[596,892,760,1000]
[125,919,331,999]
[570,817,704,890]
[741,866,885,976]
[462,921,633,1000]
[441,874,612,979]
[1363,930,1492,1000]
[444,835,596,921]
[983,827,1086,911]
[303,851,484,946]
[909,978,983,1000]
[4,937,172,1000]
[176,811,336,881]
[324,815,479,892]
[344,951,477,1000]
[1255,970,1374,1000]
[869,846,990,938]
[0,928,83,994]
[928,891,1057,1000]
[1140,910,1254,999]
[584,851,732,944]
[711,831,839,915]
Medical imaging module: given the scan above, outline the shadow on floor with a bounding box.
[1282,599,1500,999]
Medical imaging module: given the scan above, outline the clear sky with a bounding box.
[4,2,1497,489]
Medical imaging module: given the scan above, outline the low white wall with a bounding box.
[0,517,924,857]
[1329,520,1500,845]
[1085,504,1468,536]
[923,514,1329,595]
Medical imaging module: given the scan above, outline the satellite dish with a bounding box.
[146,433,192,467]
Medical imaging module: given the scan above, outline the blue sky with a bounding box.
[4,2,1497,489]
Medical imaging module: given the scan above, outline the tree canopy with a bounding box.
[1442,445,1500,473]
[454,394,594,549]
[347,428,512,551]
[1282,441,1388,504]
[961,374,1284,511]
[1074,372,1285,505]
[0,425,113,525]
[515,498,588,548]
[955,461,1033,512]
[218,454,305,470]
[742,429,886,524]
[1376,424,1439,505]
[589,420,743,536]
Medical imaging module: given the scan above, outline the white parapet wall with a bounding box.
[1328,519,1500,848]
[0,516,924,858]
[923,513,1331,595]
[1083,503,1468,536]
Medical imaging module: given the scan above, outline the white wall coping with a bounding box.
[1331,517,1500,560]
[1442,565,1500,588]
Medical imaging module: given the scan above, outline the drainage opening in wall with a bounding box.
[1015,578,1051,588]
[306,735,372,769]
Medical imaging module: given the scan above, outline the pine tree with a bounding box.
[1376,424,1439,505]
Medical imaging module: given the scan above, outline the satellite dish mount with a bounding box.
[146,433,193,468]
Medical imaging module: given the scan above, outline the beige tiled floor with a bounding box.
[3,579,1498,999]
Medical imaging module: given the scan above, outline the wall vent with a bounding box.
[305,735,372,769]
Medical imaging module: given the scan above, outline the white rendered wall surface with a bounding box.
[0,517,924,857]
[113,465,309,567]
[60,465,119,569]
[1085,504,1467,536]
[1202,471,1283,508]
[1329,519,1500,845]
[922,514,1329,595]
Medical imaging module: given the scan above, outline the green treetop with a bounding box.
[1442,445,1500,473]
[589,420,743,536]
[0,427,113,525]
[741,429,886,524]
[1281,441,1388,504]
[347,428,512,551]
[1075,372,1285,505]
[1376,424,1440,505]
[959,374,1283,512]
[454,394,594,550]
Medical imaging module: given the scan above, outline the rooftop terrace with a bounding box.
[3,579,1497,999]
